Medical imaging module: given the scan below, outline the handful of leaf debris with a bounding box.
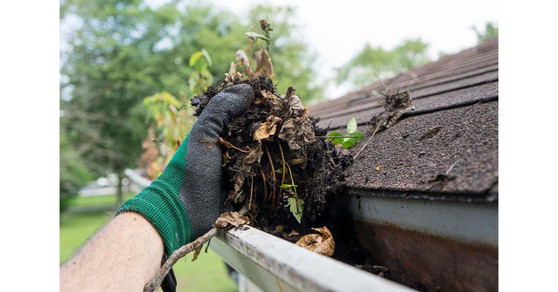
[190,19,351,257]
[192,77,350,233]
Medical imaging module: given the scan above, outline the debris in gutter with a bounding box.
[213,211,251,230]
[148,18,393,292]
[370,90,414,133]
[295,226,335,257]
[426,159,461,190]
[353,77,414,159]
[419,126,442,141]
[194,76,350,235]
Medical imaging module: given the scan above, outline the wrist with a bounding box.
[117,178,193,256]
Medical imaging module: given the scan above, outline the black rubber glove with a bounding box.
[181,84,254,238]
[119,84,254,292]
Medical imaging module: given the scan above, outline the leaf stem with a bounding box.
[277,141,287,209]
[285,162,298,198]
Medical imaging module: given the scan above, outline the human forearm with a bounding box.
[60,212,164,292]
[59,84,255,291]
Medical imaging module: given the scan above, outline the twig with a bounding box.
[249,40,254,74]
[446,159,461,175]
[277,141,287,209]
[249,176,254,210]
[316,135,363,139]
[144,228,219,292]
[260,168,269,203]
[263,144,276,205]
[374,72,390,93]
[218,137,249,153]
[354,128,379,159]
[144,208,249,292]
[263,144,276,182]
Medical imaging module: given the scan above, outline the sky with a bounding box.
[90,0,499,99]
[211,0,498,99]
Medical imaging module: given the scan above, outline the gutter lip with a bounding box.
[212,225,415,292]
[345,186,498,203]
[126,168,415,291]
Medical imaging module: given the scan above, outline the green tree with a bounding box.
[335,38,430,88]
[60,1,322,205]
[246,5,324,103]
[474,22,498,43]
[60,132,92,213]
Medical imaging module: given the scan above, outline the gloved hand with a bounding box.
[117,84,255,256]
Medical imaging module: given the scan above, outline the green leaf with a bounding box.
[341,140,355,148]
[280,184,297,189]
[245,32,269,41]
[327,132,344,145]
[275,168,283,174]
[189,51,205,67]
[347,117,358,133]
[201,49,212,67]
[286,197,304,223]
[188,73,200,93]
[327,132,343,141]
[194,61,207,72]
[346,131,365,143]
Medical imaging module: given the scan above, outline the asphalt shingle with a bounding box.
[310,38,498,200]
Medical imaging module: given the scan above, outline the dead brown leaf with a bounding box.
[371,90,413,132]
[261,90,280,106]
[228,61,237,74]
[288,230,300,237]
[213,211,250,230]
[224,71,243,86]
[235,50,252,77]
[295,226,335,257]
[278,116,317,150]
[191,245,203,262]
[253,115,282,141]
[254,49,274,78]
[287,94,305,117]
[226,143,263,204]
[419,126,442,141]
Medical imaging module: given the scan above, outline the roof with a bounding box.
[310,38,498,201]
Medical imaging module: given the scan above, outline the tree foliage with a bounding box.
[474,22,498,43]
[335,38,430,88]
[60,132,92,213]
[60,0,322,205]
[246,5,323,103]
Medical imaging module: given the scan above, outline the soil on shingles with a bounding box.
[191,76,388,278]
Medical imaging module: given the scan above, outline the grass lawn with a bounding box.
[60,195,237,292]
[70,193,135,208]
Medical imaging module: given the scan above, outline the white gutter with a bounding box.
[210,226,414,292]
[125,168,414,291]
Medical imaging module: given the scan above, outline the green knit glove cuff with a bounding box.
[117,133,193,256]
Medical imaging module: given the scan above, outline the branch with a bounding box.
[144,208,249,292]
[144,228,219,292]
[353,128,379,159]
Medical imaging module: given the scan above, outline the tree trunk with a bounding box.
[117,167,124,205]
